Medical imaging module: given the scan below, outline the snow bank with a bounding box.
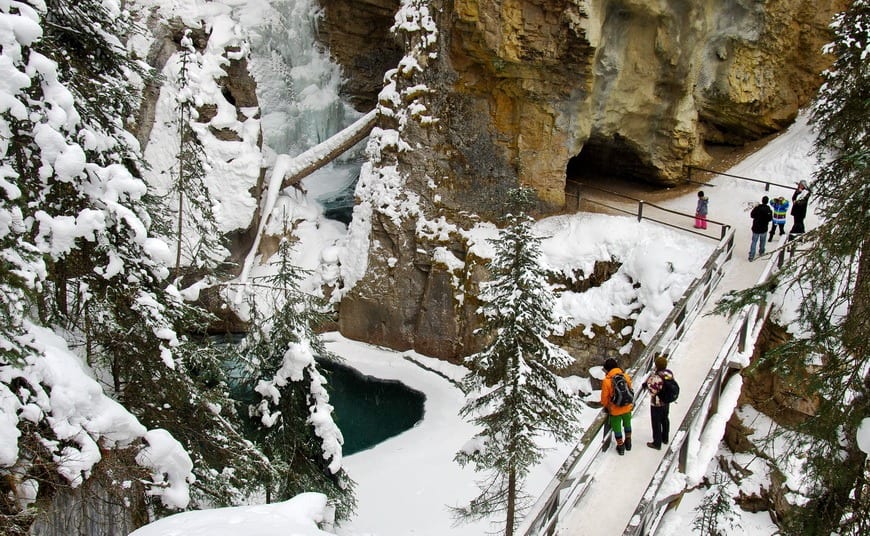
[129,492,336,536]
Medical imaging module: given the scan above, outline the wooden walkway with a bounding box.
[557,238,766,533]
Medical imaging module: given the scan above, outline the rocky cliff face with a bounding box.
[318,0,405,109]
[322,0,843,191]
[321,0,843,359]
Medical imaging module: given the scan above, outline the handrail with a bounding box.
[565,179,642,203]
[623,240,800,535]
[566,180,727,224]
[686,165,798,193]
[624,310,751,536]
[574,196,639,218]
[566,180,728,241]
[517,227,736,536]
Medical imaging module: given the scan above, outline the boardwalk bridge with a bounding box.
[519,176,803,536]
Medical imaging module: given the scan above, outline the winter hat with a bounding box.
[799,179,808,188]
[654,355,668,370]
[603,358,618,372]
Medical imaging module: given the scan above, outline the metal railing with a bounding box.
[565,180,729,241]
[517,227,736,536]
[686,165,798,193]
[624,240,800,535]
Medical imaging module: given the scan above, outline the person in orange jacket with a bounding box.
[600,358,633,455]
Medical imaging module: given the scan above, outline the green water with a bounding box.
[319,359,425,455]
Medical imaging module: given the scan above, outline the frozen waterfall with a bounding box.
[247,0,365,223]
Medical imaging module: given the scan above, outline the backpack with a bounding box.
[609,373,634,407]
[658,371,680,404]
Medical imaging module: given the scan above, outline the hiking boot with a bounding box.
[646,442,661,450]
[624,436,632,451]
[616,444,625,456]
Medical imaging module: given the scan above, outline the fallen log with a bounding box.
[280,109,378,190]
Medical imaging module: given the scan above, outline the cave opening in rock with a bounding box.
[564,136,705,214]
[565,135,652,193]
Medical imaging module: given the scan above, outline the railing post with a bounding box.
[638,200,644,222]
[788,240,797,260]
[710,370,723,415]
[678,433,689,473]
[756,299,767,325]
[687,166,692,183]
[765,182,771,192]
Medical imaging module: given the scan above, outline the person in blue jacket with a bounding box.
[768,196,789,241]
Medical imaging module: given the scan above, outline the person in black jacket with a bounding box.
[749,196,773,261]
[789,180,811,241]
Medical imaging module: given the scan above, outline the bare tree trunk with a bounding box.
[278,110,376,191]
[844,238,870,351]
[506,466,516,536]
[175,186,183,280]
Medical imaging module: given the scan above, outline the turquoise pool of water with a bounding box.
[318,359,425,455]
[216,333,425,456]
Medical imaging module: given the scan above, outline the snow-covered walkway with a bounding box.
[557,117,819,534]
[558,237,768,533]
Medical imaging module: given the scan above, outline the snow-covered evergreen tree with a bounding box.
[241,236,355,519]
[716,2,869,533]
[454,188,581,536]
[1,0,188,526]
[0,1,269,531]
[168,28,226,278]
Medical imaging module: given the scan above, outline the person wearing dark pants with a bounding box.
[768,196,789,241]
[749,196,773,261]
[644,355,673,450]
[789,180,811,241]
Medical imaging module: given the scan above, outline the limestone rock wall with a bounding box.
[694,0,846,143]
[445,0,843,189]
[321,0,843,192]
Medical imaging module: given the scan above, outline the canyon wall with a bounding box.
[322,0,844,359]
